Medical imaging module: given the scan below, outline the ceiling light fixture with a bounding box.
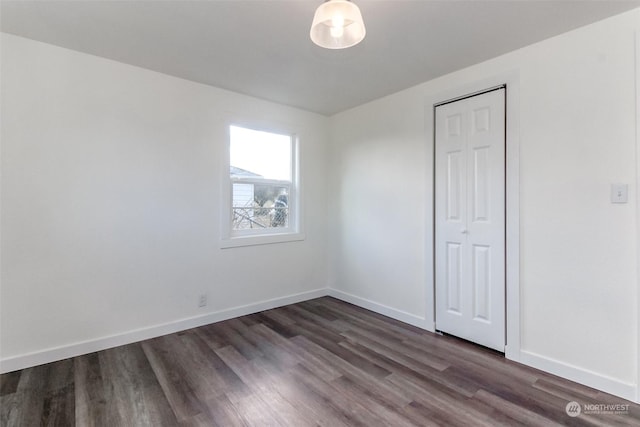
[310,0,366,49]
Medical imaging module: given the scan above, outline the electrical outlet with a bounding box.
[198,294,207,308]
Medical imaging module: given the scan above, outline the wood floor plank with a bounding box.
[319,300,423,343]
[225,319,299,369]
[41,382,75,426]
[251,356,352,427]
[288,323,392,379]
[319,297,428,338]
[214,346,298,426]
[474,388,565,427]
[140,338,203,423]
[101,343,178,426]
[400,400,457,427]
[247,312,298,339]
[339,339,479,398]
[400,336,540,385]
[341,329,450,372]
[181,330,249,398]
[2,296,639,426]
[289,364,387,427]
[214,322,265,361]
[263,307,297,325]
[192,323,229,350]
[39,359,76,426]
[474,377,599,427]
[74,353,106,426]
[284,304,350,337]
[297,300,340,321]
[329,374,415,427]
[256,326,342,382]
[290,336,411,409]
[0,371,21,397]
[386,373,500,427]
[174,332,236,400]
[223,391,285,427]
[291,333,391,380]
[200,394,247,427]
[3,364,49,425]
[0,393,21,426]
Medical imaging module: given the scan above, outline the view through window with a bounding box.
[229,125,294,233]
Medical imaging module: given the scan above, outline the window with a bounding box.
[221,124,302,247]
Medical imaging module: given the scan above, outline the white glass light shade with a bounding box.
[310,0,366,49]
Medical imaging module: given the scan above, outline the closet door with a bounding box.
[434,88,505,352]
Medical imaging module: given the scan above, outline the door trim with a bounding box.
[635,30,639,404]
[424,71,521,362]
[434,84,505,107]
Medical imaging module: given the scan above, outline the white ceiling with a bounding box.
[2,0,639,115]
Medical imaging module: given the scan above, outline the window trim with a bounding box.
[220,120,304,248]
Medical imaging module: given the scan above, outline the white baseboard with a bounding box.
[0,288,327,374]
[327,288,433,331]
[519,350,639,404]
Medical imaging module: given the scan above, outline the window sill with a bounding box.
[220,232,305,249]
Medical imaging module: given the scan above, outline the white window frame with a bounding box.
[220,121,304,248]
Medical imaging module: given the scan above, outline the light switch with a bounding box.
[611,183,628,204]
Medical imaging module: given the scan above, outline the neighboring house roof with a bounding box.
[230,166,262,178]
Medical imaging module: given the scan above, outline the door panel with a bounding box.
[472,244,491,321]
[446,242,462,313]
[435,88,505,352]
[446,151,463,221]
[472,146,490,222]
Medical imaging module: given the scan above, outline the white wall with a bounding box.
[0,33,328,369]
[328,9,639,401]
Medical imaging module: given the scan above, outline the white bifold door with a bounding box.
[435,88,505,352]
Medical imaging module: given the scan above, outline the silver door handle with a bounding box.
[461,229,468,234]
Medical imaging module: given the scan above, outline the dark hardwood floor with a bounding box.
[1,297,639,426]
